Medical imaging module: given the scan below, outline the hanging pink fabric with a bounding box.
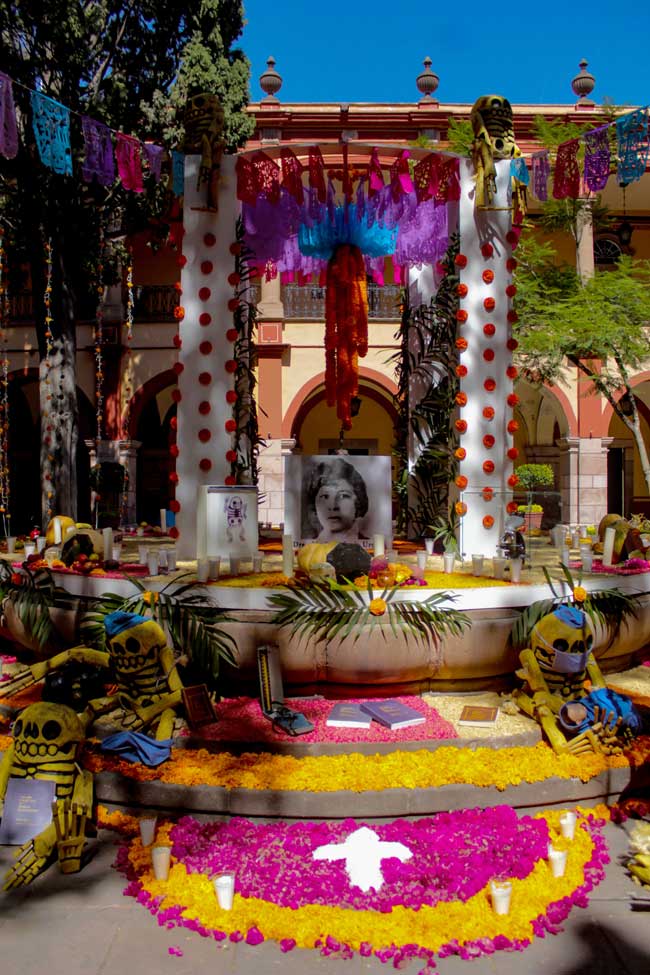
[532,150,550,201]
[253,151,280,203]
[413,154,439,203]
[368,147,384,198]
[115,133,143,193]
[308,146,326,203]
[390,149,414,202]
[0,72,18,159]
[143,143,164,182]
[553,140,581,199]
[236,155,258,205]
[281,147,303,204]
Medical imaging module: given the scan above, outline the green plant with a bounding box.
[268,579,470,650]
[427,512,461,554]
[511,565,640,653]
[515,464,554,492]
[517,504,543,514]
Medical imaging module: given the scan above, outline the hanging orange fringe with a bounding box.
[324,244,368,429]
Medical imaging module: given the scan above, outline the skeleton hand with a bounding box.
[0,661,47,698]
[3,826,55,890]
[117,693,147,731]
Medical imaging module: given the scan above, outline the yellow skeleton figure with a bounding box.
[512,605,628,755]
[0,702,93,889]
[0,612,184,741]
[183,92,225,211]
[470,94,522,209]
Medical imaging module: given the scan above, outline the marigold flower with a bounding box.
[483,406,495,420]
[506,500,519,514]
[456,283,468,297]
[507,420,519,433]
[483,460,495,474]
[455,337,468,351]
[455,392,467,407]
[369,597,387,616]
[456,309,468,323]
[455,419,467,434]
[573,586,587,603]
[508,474,519,487]
[481,242,494,258]
[484,378,496,392]
[483,349,495,362]
[455,501,467,517]
[482,487,494,501]
[483,435,495,449]
[483,515,495,529]
[173,305,185,320]
[507,393,520,407]
[454,447,466,460]
[455,475,468,490]
[483,297,496,312]
[483,323,496,337]
[455,365,468,378]
[482,269,494,284]
[454,253,468,268]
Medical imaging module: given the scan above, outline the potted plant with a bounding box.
[514,464,554,533]
[427,511,462,560]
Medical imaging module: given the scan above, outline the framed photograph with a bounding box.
[181,685,216,728]
[284,454,392,548]
[196,485,258,560]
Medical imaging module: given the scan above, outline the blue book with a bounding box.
[326,703,372,728]
[359,699,426,730]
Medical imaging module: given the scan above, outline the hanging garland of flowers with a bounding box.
[228,217,262,485]
[324,243,368,430]
[392,234,461,536]
[120,249,135,522]
[41,238,55,521]
[0,229,11,534]
[93,221,106,447]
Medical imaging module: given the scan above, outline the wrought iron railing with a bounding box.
[282,283,401,320]
[133,285,179,322]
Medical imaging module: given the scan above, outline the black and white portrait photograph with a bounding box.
[284,455,392,547]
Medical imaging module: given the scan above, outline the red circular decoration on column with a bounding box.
[483,323,496,337]
[507,501,519,514]
[508,473,519,487]
[226,328,238,342]
[198,287,211,301]
[507,447,519,460]
[198,428,211,443]
[454,254,468,268]
[506,258,518,272]
[483,406,495,420]
[455,475,468,489]
[508,419,519,433]
[507,310,519,323]
[455,364,468,378]
[507,338,519,351]
[225,360,237,373]
[483,460,495,474]
[199,312,212,326]
[456,309,468,323]
[225,419,237,432]
[204,233,216,247]
[169,472,179,484]
[482,487,494,501]
[507,393,520,407]
[483,434,495,449]
[199,372,212,385]
[505,284,517,297]
[200,341,213,355]
[483,297,496,312]
[173,306,185,321]
[201,261,214,275]
[224,475,236,486]
[170,444,180,458]
[484,377,496,392]
[169,500,181,513]
[199,458,212,472]
[455,391,467,407]
[455,419,468,434]
[226,449,237,462]
[170,417,178,431]
[173,362,184,375]
[169,526,179,539]
[482,269,494,284]
[483,515,495,529]
[455,447,466,460]
[199,401,211,415]
[506,229,520,247]
[481,243,494,258]
[171,389,182,403]
[456,337,468,351]
[228,272,241,286]
[229,242,242,255]
[177,255,187,268]
[228,298,239,312]
[225,390,237,404]
[483,349,495,362]
[456,283,468,297]
[506,365,518,379]
[173,334,182,348]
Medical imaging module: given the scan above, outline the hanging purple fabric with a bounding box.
[81,117,115,186]
[532,151,550,201]
[30,91,72,175]
[0,72,18,159]
[143,143,164,182]
[583,126,610,192]
[115,132,143,193]
[616,108,649,185]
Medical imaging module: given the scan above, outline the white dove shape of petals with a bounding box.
[312,826,412,892]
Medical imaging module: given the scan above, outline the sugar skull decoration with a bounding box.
[470,95,521,208]
[224,494,248,543]
[183,92,225,210]
[0,702,93,889]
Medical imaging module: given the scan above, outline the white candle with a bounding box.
[509,557,522,583]
[490,880,512,915]
[147,549,159,577]
[548,846,568,877]
[160,508,167,533]
[602,526,615,566]
[139,816,157,847]
[102,528,113,561]
[282,533,294,576]
[53,517,62,544]
[213,872,235,910]
[373,533,385,557]
[417,551,428,570]
[151,845,171,881]
[559,811,577,840]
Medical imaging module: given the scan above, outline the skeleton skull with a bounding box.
[105,612,165,677]
[471,95,519,159]
[531,605,593,685]
[11,702,85,771]
[183,93,225,152]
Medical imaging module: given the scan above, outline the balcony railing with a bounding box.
[8,291,35,321]
[282,283,401,320]
[133,285,180,322]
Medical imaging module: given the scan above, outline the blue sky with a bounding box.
[241,2,649,107]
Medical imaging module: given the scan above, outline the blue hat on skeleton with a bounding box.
[105,611,149,638]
